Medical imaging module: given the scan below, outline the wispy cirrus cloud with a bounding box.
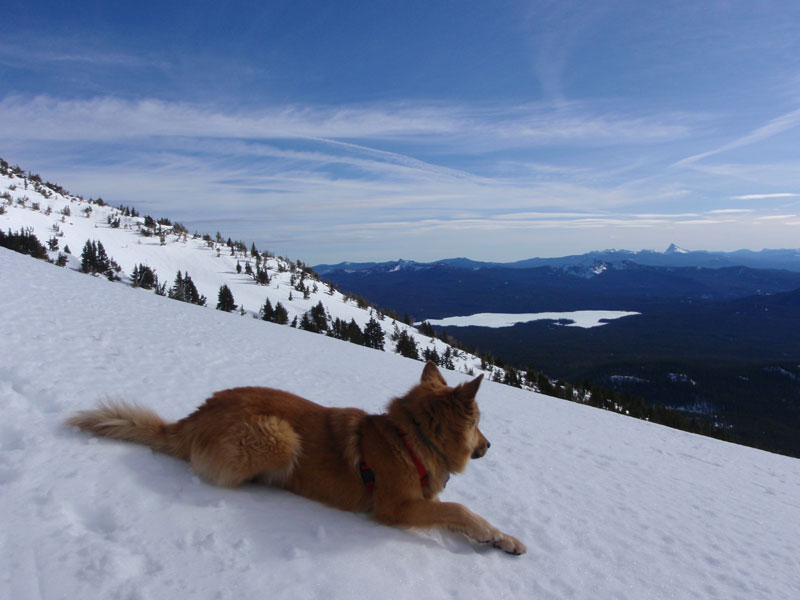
[3,93,797,262]
[732,193,800,200]
[675,107,800,167]
[0,95,694,148]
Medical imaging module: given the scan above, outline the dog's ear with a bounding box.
[454,373,483,403]
[421,361,448,386]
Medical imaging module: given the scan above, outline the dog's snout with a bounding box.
[486,440,491,449]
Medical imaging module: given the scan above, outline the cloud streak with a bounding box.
[0,95,693,149]
[675,108,800,167]
[3,93,798,262]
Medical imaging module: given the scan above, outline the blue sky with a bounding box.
[2,1,800,263]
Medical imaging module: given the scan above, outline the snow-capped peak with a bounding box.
[665,243,690,254]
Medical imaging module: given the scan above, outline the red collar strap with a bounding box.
[359,429,430,492]
[396,428,430,487]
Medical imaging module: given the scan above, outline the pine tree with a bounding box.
[422,347,441,365]
[80,239,118,279]
[299,312,316,332]
[418,321,436,338]
[216,285,236,312]
[345,319,364,346]
[131,264,157,290]
[261,298,275,321]
[309,301,328,332]
[169,271,206,306]
[503,367,522,388]
[0,228,49,260]
[394,330,419,360]
[185,274,206,305]
[442,347,455,370]
[255,266,270,285]
[363,317,385,350]
[168,270,186,302]
[273,302,289,325]
[329,317,346,339]
[95,241,111,274]
[80,240,97,273]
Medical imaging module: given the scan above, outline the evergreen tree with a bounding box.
[418,321,436,338]
[95,241,111,274]
[168,270,186,302]
[422,347,441,365]
[0,228,49,260]
[261,297,275,322]
[80,239,119,279]
[80,240,97,273]
[168,271,206,306]
[345,319,364,346]
[503,367,522,388]
[273,302,289,325]
[131,264,158,290]
[309,301,328,332]
[216,285,236,312]
[298,313,314,331]
[328,317,347,339]
[441,347,455,370]
[255,266,270,285]
[185,274,206,305]
[394,330,419,360]
[363,317,385,350]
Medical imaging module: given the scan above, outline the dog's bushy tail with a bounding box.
[67,400,183,458]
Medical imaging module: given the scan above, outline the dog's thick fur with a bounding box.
[67,361,526,554]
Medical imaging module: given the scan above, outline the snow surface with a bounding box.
[0,169,485,378]
[2,248,800,600]
[424,311,640,329]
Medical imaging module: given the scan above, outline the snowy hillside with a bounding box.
[0,164,483,377]
[2,248,799,600]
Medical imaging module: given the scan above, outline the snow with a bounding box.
[424,311,640,329]
[0,169,484,378]
[2,248,800,600]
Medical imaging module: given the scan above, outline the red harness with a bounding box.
[360,428,429,492]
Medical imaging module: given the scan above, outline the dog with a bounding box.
[67,361,526,555]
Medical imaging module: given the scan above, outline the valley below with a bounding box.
[320,257,800,457]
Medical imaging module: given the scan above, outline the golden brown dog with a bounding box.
[67,361,526,554]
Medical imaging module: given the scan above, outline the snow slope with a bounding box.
[1,248,799,600]
[0,168,484,377]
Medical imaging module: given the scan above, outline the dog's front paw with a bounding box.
[493,533,527,555]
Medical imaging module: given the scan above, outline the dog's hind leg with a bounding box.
[190,415,301,488]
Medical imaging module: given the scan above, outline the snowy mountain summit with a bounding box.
[665,242,690,254]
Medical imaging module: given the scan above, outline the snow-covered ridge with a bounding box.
[0,165,486,378]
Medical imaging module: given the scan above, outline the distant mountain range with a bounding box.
[315,257,800,321]
[316,245,800,458]
[315,244,800,277]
